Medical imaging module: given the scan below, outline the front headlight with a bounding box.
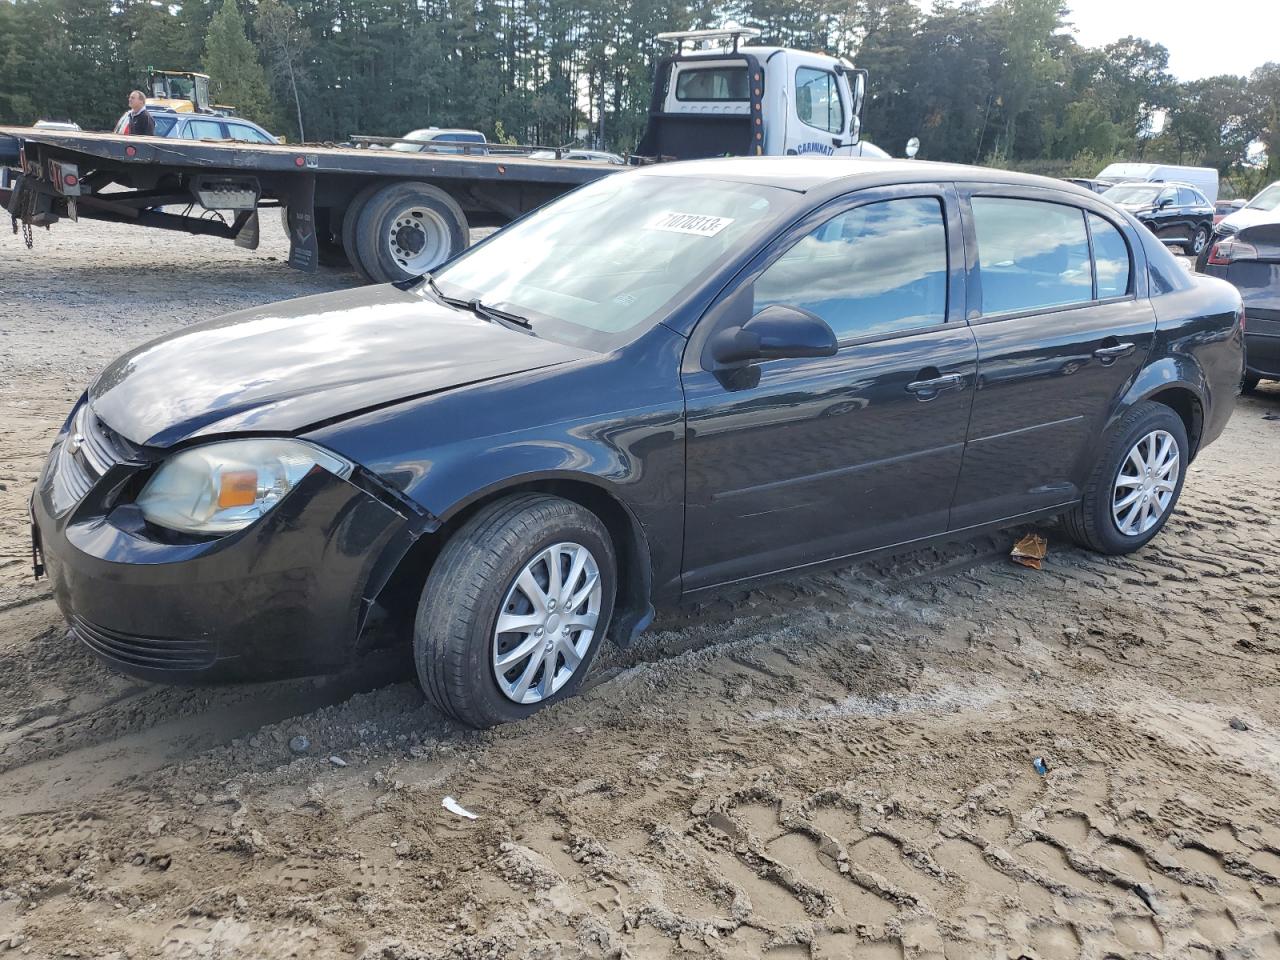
[135,439,353,535]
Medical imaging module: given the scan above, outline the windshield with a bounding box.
[392,130,434,152]
[433,173,795,350]
[1103,183,1163,204]
[1246,183,1280,212]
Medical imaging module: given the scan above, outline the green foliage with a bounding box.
[202,0,277,127]
[0,0,1274,181]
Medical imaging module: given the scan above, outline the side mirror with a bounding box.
[1157,197,1174,209]
[1231,198,1247,210]
[709,304,838,367]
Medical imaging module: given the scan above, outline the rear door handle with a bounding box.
[1094,342,1135,361]
[906,373,963,395]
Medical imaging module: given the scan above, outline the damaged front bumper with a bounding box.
[31,404,423,683]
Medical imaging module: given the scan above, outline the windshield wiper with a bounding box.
[424,274,469,309]
[424,275,532,329]
[467,298,532,329]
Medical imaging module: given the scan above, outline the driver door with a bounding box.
[680,185,976,592]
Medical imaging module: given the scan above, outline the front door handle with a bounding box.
[906,372,963,396]
[1094,342,1135,362]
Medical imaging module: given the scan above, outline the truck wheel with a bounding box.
[354,182,469,284]
[1061,401,1188,555]
[279,206,348,268]
[414,494,616,729]
[339,183,384,283]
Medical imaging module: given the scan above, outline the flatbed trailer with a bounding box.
[0,126,618,283]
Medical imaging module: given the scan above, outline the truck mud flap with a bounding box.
[281,172,318,272]
[233,210,260,250]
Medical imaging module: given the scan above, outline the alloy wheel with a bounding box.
[492,542,602,704]
[1112,429,1179,537]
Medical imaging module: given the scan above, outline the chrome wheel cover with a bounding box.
[387,205,450,274]
[492,542,601,705]
[1192,228,1209,254]
[1112,429,1179,537]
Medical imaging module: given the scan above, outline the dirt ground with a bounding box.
[2,217,1280,960]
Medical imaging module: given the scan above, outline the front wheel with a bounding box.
[1062,401,1189,555]
[414,495,616,728]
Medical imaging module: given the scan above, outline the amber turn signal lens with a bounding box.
[216,469,258,508]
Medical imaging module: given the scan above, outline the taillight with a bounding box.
[1207,238,1258,265]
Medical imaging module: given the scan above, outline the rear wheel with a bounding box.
[1188,225,1210,256]
[1062,401,1188,555]
[1242,373,1261,394]
[414,495,616,728]
[354,181,469,284]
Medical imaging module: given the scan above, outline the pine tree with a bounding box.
[202,0,279,128]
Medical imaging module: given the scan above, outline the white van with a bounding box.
[1097,162,1219,204]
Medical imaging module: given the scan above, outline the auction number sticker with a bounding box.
[645,211,735,237]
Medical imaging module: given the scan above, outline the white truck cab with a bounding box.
[637,26,887,161]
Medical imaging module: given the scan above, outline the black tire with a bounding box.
[1187,225,1209,257]
[1062,401,1189,555]
[279,206,348,268]
[1195,234,1215,272]
[1242,373,1261,394]
[339,183,384,283]
[414,495,616,728]
[354,181,468,284]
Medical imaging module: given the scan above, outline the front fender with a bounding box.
[305,323,688,609]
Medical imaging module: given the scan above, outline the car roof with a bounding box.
[632,156,1103,197]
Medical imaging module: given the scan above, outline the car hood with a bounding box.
[90,283,590,447]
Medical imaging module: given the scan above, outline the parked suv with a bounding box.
[112,108,278,144]
[32,159,1243,727]
[1103,181,1215,256]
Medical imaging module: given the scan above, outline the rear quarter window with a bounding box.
[1089,214,1132,299]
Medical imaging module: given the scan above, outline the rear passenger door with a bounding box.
[949,189,1156,529]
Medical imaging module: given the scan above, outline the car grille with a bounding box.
[71,616,216,671]
[50,405,135,514]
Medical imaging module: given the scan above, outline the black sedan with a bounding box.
[33,158,1244,727]
[1203,219,1280,391]
[1103,181,1215,256]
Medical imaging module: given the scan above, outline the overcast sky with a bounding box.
[1062,0,1275,81]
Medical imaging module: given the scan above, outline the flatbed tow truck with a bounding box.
[2,26,882,284]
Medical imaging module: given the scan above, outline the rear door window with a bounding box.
[971,197,1093,315]
[183,119,226,140]
[754,196,949,341]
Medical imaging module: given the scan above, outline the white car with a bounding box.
[1214,181,1280,237]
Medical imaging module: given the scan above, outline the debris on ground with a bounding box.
[1229,717,1250,731]
[1010,533,1048,569]
[288,735,310,754]
[442,796,479,820]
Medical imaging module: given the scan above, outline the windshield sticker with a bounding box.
[645,211,735,237]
